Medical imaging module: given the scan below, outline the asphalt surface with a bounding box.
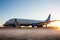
[0,28,60,40]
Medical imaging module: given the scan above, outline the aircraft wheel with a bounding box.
[32,26,34,28]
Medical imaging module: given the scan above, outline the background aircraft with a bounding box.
[3,14,51,28]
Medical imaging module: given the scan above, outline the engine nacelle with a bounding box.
[32,23,38,26]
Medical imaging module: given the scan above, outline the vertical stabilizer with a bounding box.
[45,14,51,22]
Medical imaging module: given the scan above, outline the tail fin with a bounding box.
[45,14,51,22]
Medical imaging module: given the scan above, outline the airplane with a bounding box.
[3,14,51,28]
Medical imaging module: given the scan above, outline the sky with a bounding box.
[0,0,60,26]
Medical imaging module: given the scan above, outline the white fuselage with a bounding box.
[5,18,44,25]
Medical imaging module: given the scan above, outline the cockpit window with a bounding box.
[9,19,13,21]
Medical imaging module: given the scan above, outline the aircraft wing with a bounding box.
[38,20,60,26]
[49,20,60,22]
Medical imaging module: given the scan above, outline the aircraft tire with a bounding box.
[32,26,34,28]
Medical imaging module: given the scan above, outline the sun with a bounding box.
[50,21,60,28]
[49,21,60,30]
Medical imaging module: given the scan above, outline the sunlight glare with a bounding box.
[50,21,60,30]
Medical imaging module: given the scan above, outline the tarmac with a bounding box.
[0,27,60,40]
